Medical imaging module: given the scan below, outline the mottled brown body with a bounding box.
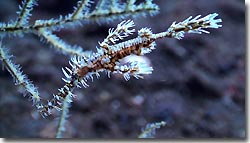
[76,40,153,77]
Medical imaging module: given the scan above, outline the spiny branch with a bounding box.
[0,41,40,104]
[0,0,159,37]
[138,121,166,138]
[71,0,93,20]
[38,28,90,57]
[56,94,72,138]
[15,0,38,27]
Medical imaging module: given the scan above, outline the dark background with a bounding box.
[0,0,245,138]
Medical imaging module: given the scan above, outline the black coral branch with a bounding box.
[0,42,40,104]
